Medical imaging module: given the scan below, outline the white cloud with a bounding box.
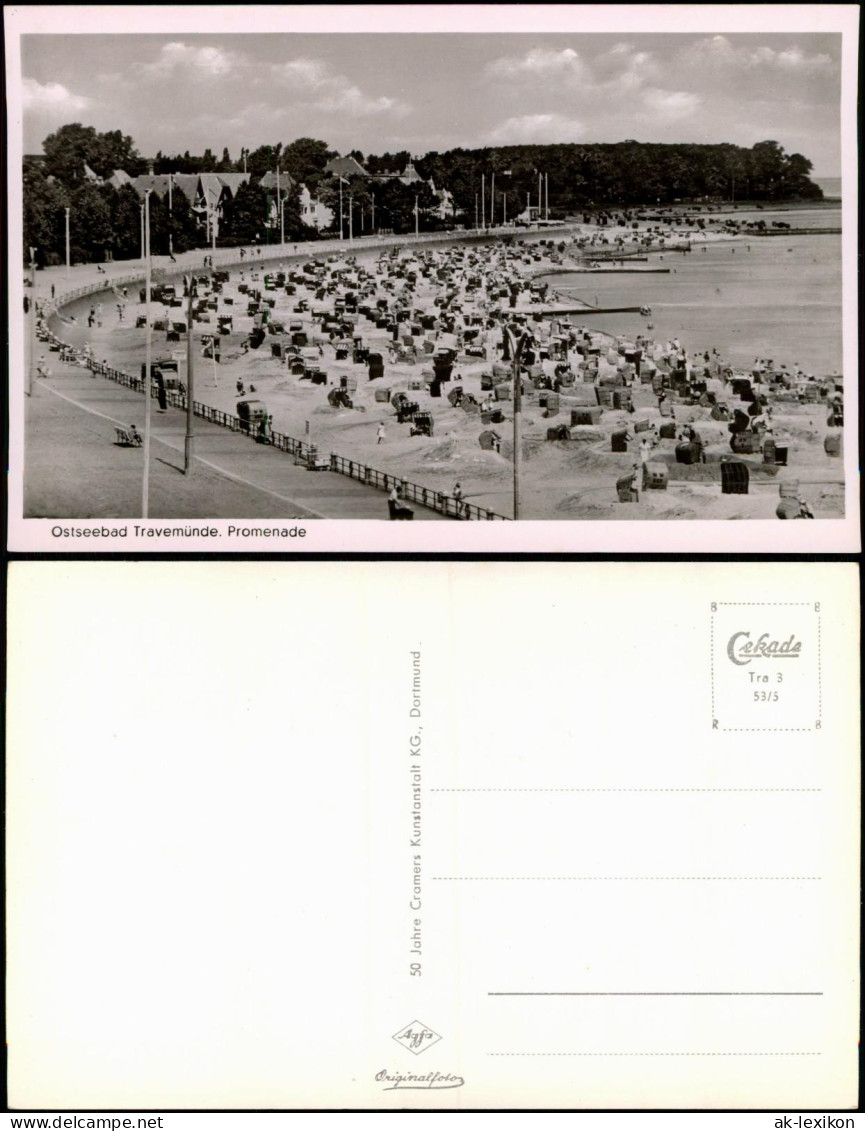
[682,36,834,73]
[487,46,585,81]
[487,113,583,144]
[641,87,701,118]
[140,41,236,80]
[22,78,91,112]
[317,86,405,118]
[271,56,409,118]
[272,58,331,87]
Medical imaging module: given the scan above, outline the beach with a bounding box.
[43,215,844,521]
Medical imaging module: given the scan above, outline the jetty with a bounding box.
[754,228,841,236]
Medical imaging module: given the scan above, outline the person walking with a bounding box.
[377,422,386,445]
[630,464,641,502]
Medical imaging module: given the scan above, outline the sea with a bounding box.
[813,176,841,198]
[538,203,843,374]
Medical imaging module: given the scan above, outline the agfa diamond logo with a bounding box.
[392,1020,442,1055]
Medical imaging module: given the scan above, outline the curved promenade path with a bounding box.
[26,359,445,521]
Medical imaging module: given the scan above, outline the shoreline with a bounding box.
[38,222,843,522]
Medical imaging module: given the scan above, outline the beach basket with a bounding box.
[633,418,651,433]
[643,462,668,490]
[613,389,634,411]
[824,433,842,457]
[776,498,801,519]
[763,440,788,466]
[721,460,749,495]
[571,407,603,427]
[676,441,703,465]
[479,430,502,450]
[494,384,511,402]
[779,480,800,499]
[543,394,560,418]
[659,422,677,440]
[611,430,630,453]
[374,388,391,403]
[616,474,638,502]
[730,432,762,455]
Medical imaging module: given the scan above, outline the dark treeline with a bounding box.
[411,140,822,218]
[24,123,823,266]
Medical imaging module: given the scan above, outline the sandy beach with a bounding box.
[43,220,844,521]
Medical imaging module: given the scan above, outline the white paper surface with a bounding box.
[6,561,860,1109]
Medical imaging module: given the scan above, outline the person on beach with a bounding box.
[128,424,142,446]
[377,422,386,444]
[629,464,641,502]
[453,482,465,515]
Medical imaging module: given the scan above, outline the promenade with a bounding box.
[25,360,445,520]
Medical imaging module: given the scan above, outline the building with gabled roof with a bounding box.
[259,170,296,194]
[324,154,369,180]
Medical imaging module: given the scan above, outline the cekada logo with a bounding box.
[726,631,803,667]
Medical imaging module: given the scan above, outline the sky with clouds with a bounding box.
[20,32,842,173]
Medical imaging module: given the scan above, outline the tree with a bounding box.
[222,179,268,243]
[92,129,144,178]
[42,123,143,184]
[68,180,113,263]
[278,185,310,241]
[280,137,334,190]
[166,186,203,253]
[245,143,282,179]
[23,169,69,265]
[108,183,142,260]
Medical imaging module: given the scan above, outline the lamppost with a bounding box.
[142,190,153,517]
[168,172,173,257]
[348,193,353,243]
[277,165,284,245]
[504,324,528,520]
[414,196,419,237]
[280,194,289,249]
[65,207,71,279]
[27,246,37,397]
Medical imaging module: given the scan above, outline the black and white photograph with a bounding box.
[5,5,859,551]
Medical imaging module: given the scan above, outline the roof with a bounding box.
[259,170,296,192]
[198,173,228,207]
[216,172,251,196]
[127,173,200,201]
[324,155,368,179]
